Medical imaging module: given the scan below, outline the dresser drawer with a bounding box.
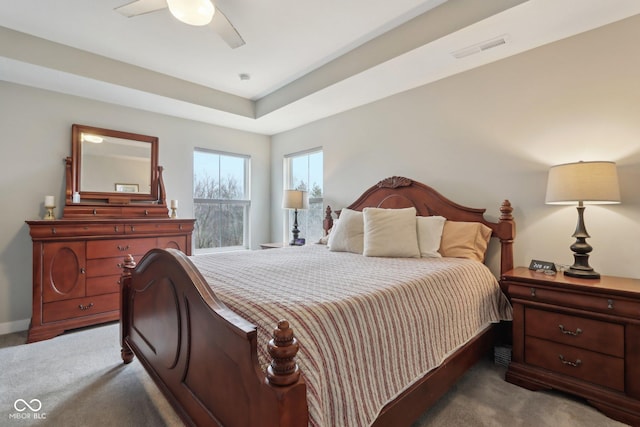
[42,293,119,323]
[87,275,122,296]
[124,221,194,234]
[86,238,156,259]
[525,308,624,357]
[525,336,624,392]
[86,255,143,277]
[29,222,125,238]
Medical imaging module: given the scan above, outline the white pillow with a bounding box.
[416,216,446,258]
[328,210,364,254]
[362,207,420,258]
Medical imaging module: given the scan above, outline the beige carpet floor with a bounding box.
[0,323,628,426]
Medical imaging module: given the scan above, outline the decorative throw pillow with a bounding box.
[439,221,493,262]
[362,207,420,258]
[416,216,446,258]
[328,210,364,254]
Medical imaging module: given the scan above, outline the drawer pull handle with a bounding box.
[558,354,581,367]
[130,226,135,232]
[608,299,614,310]
[558,325,582,336]
[51,227,56,235]
[179,224,183,230]
[93,209,97,215]
[530,288,536,297]
[80,267,86,274]
[116,263,123,268]
[144,209,149,216]
[78,303,94,311]
[117,245,130,251]
[114,226,119,232]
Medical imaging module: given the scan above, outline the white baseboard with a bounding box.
[0,319,30,336]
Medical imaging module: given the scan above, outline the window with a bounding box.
[193,149,250,252]
[284,149,323,243]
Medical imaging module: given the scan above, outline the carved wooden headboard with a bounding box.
[322,176,515,274]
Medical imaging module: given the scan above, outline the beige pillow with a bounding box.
[328,210,364,254]
[416,216,446,258]
[363,207,420,258]
[439,221,493,262]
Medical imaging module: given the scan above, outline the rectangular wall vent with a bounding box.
[451,34,509,59]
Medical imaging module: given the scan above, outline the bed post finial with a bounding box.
[500,199,513,221]
[323,206,333,235]
[267,320,301,386]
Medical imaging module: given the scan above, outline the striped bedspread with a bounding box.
[190,244,512,427]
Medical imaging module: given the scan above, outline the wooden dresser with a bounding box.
[502,267,640,425]
[26,218,195,342]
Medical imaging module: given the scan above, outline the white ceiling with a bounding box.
[1,0,640,135]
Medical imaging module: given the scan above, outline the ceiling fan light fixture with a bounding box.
[167,0,215,26]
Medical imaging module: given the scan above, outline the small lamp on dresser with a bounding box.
[545,160,621,279]
[283,189,309,245]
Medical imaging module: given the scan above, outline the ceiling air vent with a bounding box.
[451,34,510,59]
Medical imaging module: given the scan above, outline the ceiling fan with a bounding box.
[114,0,245,49]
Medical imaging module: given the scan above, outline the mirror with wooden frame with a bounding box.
[63,124,168,218]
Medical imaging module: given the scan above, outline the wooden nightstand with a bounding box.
[502,267,640,425]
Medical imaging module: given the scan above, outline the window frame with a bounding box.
[283,148,323,244]
[193,148,251,253]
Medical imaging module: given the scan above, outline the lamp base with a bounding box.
[564,266,600,279]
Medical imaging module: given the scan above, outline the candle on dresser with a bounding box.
[170,199,178,209]
[44,195,55,207]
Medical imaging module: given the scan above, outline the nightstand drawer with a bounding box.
[525,308,624,357]
[509,283,640,319]
[525,336,624,392]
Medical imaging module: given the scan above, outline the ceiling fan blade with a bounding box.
[211,8,246,49]
[114,0,168,18]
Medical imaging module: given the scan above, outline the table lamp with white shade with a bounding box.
[283,189,309,245]
[545,161,621,279]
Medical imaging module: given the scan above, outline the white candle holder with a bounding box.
[43,195,56,220]
[44,204,56,220]
[170,200,178,218]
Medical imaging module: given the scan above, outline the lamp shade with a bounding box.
[282,190,309,210]
[167,0,215,26]
[545,161,621,205]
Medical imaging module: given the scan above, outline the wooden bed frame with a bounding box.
[120,176,516,427]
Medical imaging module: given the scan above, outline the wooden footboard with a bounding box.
[120,249,308,427]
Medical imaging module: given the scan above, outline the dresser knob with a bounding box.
[51,227,56,235]
[558,325,582,336]
[144,209,149,216]
[558,354,581,367]
[80,267,86,274]
[607,299,614,310]
[93,209,97,215]
[114,226,119,232]
[530,288,536,297]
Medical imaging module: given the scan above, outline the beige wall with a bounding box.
[271,15,640,278]
[0,82,271,332]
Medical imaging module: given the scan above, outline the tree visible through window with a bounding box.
[285,149,323,243]
[193,149,250,251]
